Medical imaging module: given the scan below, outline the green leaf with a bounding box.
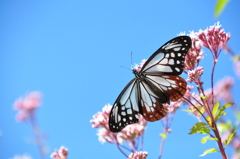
[215,103,233,121]
[189,122,210,135]
[201,136,218,144]
[182,109,194,113]
[201,135,210,144]
[206,117,212,126]
[214,0,230,18]
[217,121,232,135]
[200,148,219,156]
[197,107,205,116]
[212,102,220,117]
[199,95,206,99]
[224,128,236,146]
[160,133,167,139]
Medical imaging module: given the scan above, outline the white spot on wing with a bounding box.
[173,47,181,51]
[175,67,180,72]
[145,65,173,72]
[168,59,174,65]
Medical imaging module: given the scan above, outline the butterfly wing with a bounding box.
[138,36,191,121]
[109,36,192,132]
[109,79,142,132]
[138,80,168,121]
[141,36,191,75]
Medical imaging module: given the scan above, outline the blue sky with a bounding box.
[1,0,240,159]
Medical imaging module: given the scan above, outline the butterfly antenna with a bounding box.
[120,66,131,71]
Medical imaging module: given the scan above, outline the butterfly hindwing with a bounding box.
[138,81,168,121]
[145,74,187,101]
[141,36,191,75]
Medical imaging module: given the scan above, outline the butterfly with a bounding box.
[109,36,192,132]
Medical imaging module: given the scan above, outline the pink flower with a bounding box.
[128,151,148,159]
[198,22,230,55]
[184,85,194,101]
[91,104,147,145]
[50,146,68,159]
[186,66,204,83]
[132,59,147,72]
[90,104,112,128]
[214,76,234,102]
[117,114,147,143]
[13,91,42,122]
[184,31,204,70]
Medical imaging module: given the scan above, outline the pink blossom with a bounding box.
[204,77,234,107]
[186,66,204,83]
[164,102,180,113]
[97,127,114,143]
[214,77,234,102]
[132,59,147,72]
[197,22,230,55]
[117,114,147,143]
[91,104,147,144]
[13,91,42,122]
[183,85,194,101]
[128,151,148,159]
[184,31,204,70]
[50,146,68,159]
[14,91,41,110]
[90,104,112,128]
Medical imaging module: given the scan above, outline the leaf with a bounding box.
[214,0,230,18]
[201,136,218,144]
[212,102,220,117]
[199,95,206,99]
[200,148,219,156]
[182,109,194,113]
[201,135,210,144]
[197,107,205,116]
[206,117,212,126]
[224,128,236,146]
[189,122,210,135]
[214,103,233,121]
[160,133,167,139]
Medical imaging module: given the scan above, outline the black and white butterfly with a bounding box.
[109,36,192,132]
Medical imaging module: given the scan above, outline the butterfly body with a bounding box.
[109,36,192,132]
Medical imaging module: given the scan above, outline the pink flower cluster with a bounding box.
[117,114,146,143]
[198,22,230,55]
[132,59,147,72]
[13,91,42,122]
[50,146,68,159]
[186,66,204,83]
[90,104,147,144]
[128,151,148,159]
[184,31,203,70]
[204,76,234,105]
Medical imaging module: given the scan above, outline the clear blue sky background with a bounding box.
[1,0,240,159]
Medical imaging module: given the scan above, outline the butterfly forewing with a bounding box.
[109,79,141,132]
[141,36,191,75]
[109,36,192,132]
